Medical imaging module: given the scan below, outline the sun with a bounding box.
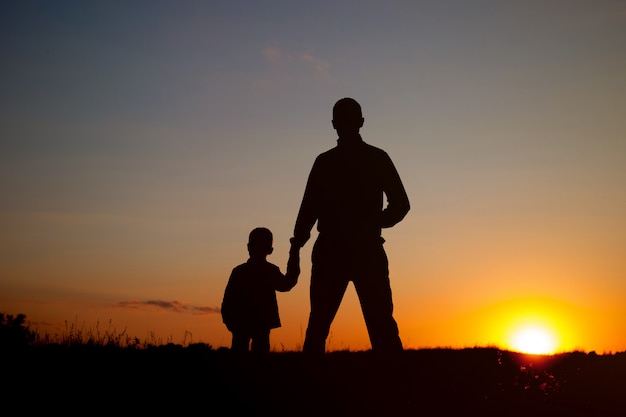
[509,324,557,355]
[481,297,576,354]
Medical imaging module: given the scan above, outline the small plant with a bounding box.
[0,312,36,348]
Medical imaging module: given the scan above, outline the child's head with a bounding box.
[247,227,273,258]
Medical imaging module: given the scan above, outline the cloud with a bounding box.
[300,52,330,77]
[261,46,333,82]
[262,46,283,64]
[116,300,220,315]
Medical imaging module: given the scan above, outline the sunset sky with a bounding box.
[2,1,625,353]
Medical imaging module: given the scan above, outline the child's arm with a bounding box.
[285,242,300,283]
[221,269,237,331]
[276,243,300,292]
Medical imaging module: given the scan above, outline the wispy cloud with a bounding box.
[261,46,333,83]
[262,46,283,64]
[117,300,220,315]
[300,52,330,77]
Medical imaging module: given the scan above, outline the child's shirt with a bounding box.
[221,258,297,333]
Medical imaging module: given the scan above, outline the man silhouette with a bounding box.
[289,97,410,355]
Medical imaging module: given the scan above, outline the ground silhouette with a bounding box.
[5,344,625,416]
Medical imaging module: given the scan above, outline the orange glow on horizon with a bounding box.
[496,304,578,354]
[446,296,586,355]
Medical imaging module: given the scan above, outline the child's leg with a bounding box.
[250,329,271,353]
[231,332,251,352]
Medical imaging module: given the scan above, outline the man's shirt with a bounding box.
[293,135,410,248]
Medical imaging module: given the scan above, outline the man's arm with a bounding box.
[381,152,410,228]
[291,158,321,248]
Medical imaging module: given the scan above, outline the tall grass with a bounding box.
[1,312,210,350]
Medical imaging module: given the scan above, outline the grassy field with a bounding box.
[1,314,624,415]
[5,344,625,416]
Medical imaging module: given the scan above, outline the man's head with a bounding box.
[332,97,364,136]
[248,227,273,258]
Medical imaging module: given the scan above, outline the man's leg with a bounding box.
[250,329,271,354]
[231,332,251,352]
[353,245,403,353]
[303,256,349,355]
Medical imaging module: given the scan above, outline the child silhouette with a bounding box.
[221,227,299,353]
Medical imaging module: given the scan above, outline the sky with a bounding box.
[1,1,625,353]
